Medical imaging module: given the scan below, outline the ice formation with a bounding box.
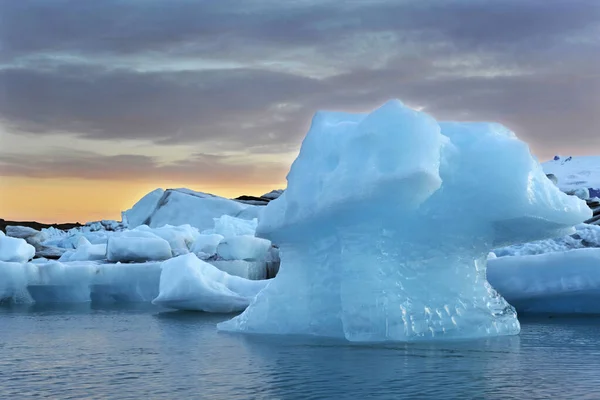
[543,156,600,197]
[488,248,600,314]
[106,234,172,263]
[152,254,269,312]
[125,188,261,231]
[191,234,224,259]
[0,232,36,263]
[216,236,272,261]
[218,99,591,341]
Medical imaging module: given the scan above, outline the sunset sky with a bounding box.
[1,0,599,223]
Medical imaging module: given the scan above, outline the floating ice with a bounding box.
[130,188,261,231]
[123,188,165,228]
[0,261,32,303]
[106,234,172,263]
[0,234,36,263]
[210,260,268,280]
[191,234,224,259]
[488,248,600,314]
[133,224,198,256]
[216,235,272,261]
[543,155,600,195]
[152,254,269,312]
[218,99,591,341]
[210,215,258,238]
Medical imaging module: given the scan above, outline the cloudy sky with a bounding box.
[1,0,599,222]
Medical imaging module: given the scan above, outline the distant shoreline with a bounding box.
[0,218,82,233]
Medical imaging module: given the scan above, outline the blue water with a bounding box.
[1,305,599,399]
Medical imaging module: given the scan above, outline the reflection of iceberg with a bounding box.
[218,100,591,341]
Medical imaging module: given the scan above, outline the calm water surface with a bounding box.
[1,304,599,399]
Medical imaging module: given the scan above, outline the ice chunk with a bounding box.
[106,236,172,263]
[210,215,258,238]
[133,224,198,256]
[90,262,162,302]
[137,188,260,231]
[191,234,224,259]
[59,240,107,262]
[123,188,165,228]
[152,254,269,312]
[488,248,600,314]
[209,260,267,280]
[543,155,600,194]
[0,261,33,303]
[219,99,591,341]
[216,235,271,261]
[493,224,600,257]
[26,261,97,303]
[0,235,36,263]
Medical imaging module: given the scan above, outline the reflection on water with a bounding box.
[0,305,598,399]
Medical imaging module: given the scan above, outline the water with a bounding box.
[1,305,599,400]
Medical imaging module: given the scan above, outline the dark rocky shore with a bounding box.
[0,219,82,233]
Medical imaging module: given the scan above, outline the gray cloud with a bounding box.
[2,1,598,59]
[0,150,289,186]
[0,0,599,161]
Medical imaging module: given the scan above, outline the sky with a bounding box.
[0,0,599,223]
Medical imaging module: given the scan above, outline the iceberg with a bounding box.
[488,248,600,314]
[218,99,591,341]
[0,232,36,263]
[126,188,261,231]
[152,254,269,312]
[216,235,272,261]
[191,234,224,259]
[106,234,172,263]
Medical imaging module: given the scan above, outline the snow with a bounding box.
[216,235,272,261]
[219,99,591,341]
[543,156,600,196]
[106,235,172,263]
[0,235,36,263]
[488,248,600,314]
[152,254,269,312]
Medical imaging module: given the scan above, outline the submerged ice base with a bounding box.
[218,100,591,341]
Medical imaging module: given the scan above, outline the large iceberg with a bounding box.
[124,188,261,231]
[218,100,591,341]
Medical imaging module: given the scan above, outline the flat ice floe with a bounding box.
[488,248,600,314]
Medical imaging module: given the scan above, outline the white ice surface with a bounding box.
[543,156,600,194]
[488,248,600,314]
[191,234,224,259]
[106,235,172,263]
[152,254,269,312]
[216,235,272,261]
[0,235,36,263]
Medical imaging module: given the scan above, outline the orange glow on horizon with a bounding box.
[0,176,286,224]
